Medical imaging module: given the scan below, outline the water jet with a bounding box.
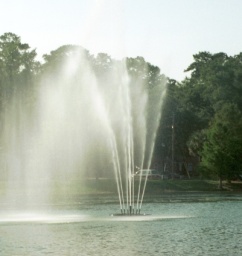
[0,47,166,214]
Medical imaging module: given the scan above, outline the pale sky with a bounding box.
[1,0,242,81]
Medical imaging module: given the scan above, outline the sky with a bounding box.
[1,0,242,81]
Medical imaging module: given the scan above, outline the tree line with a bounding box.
[1,32,242,185]
[158,52,242,186]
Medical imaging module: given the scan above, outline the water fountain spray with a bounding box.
[1,46,166,215]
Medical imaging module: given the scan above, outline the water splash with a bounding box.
[0,48,166,212]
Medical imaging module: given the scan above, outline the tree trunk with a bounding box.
[218,176,223,190]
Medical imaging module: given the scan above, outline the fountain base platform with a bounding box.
[110,213,151,217]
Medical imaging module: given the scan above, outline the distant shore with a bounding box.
[144,179,242,194]
[68,179,242,205]
[1,179,242,201]
[66,178,242,196]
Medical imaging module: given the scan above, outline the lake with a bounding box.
[0,193,242,255]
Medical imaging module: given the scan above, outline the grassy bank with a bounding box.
[144,179,242,193]
[62,178,242,197]
[1,179,242,200]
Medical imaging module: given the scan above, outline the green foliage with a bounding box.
[0,32,39,81]
[201,103,242,180]
[184,51,242,115]
[92,52,113,74]
[186,52,242,180]
[126,56,165,89]
[41,45,91,76]
[0,32,39,110]
[156,51,242,182]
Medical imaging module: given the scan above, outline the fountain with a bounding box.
[0,46,166,215]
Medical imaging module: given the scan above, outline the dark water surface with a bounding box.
[0,193,242,255]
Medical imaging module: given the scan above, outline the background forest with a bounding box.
[1,32,242,186]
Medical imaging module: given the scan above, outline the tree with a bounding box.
[201,103,242,188]
[184,51,242,116]
[0,32,39,110]
[41,45,91,76]
[92,52,113,75]
[172,51,242,161]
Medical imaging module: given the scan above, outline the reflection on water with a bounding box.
[0,212,89,224]
[0,194,242,255]
[0,212,193,224]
